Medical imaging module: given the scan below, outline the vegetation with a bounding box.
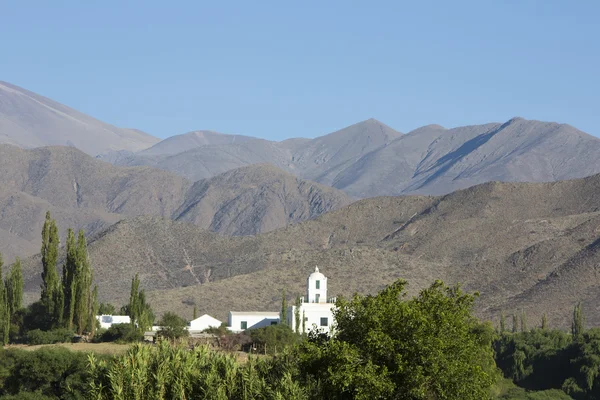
[248,324,299,355]
[157,312,189,340]
[98,323,142,343]
[493,303,600,399]
[126,273,154,335]
[0,346,91,399]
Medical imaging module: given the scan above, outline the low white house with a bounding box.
[189,314,222,331]
[286,267,336,334]
[96,315,131,329]
[228,311,280,333]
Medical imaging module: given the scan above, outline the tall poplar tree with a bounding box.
[6,258,23,316]
[294,296,301,334]
[41,212,60,323]
[0,253,6,345]
[280,289,288,325]
[128,274,154,334]
[62,229,77,329]
[74,230,92,335]
[572,302,585,340]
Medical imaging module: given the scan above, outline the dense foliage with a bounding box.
[494,327,600,399]
[156,312,189,340]
[0,347,91,399]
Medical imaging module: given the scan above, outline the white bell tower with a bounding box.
[307,266,327,303]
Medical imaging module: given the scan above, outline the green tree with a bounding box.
[294,295,301,334]
[193,305,198,320]
[98,303,117,315]
[89,285,99,337]
[40,212,60,326]
[128,274,154,334]
[280,289,288,325]
[500,312,506,333]
[73,230,93,335]
[157,312,189,341]
[521,310,528,333]
[62,228,77,329]
[541,313,548,330]
[302,310,306,335]
[298,280,497,399]
[0,252,7,345]
[6,257,23,316]
[572,302,585,341]
[249,324,299,354]
[513,314,519,333]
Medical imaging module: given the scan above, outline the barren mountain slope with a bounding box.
[19,174,600,327]
[0,81,158,155]
[115,139,295,182]
[112,117,600,199]
[139,130,256,156]
[334,118,600,196]
[174,164,352,235]
[0,145,348,262]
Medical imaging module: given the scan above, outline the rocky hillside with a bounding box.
[20,173,600,328]
[0,145,350,261]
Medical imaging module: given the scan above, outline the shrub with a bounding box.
[249,324,300,354]
[24,328,74,345]
[156,312,189,341]
[100,323,141,343]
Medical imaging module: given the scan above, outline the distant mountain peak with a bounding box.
[0,80,159,155]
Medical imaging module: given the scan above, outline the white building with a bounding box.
[189,314,222,331]
[96,315,131,329]
[227,311,280,333]
[286,267,336,334]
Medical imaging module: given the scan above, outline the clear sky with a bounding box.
[2,0,599,140]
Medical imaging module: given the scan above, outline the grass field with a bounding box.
[5,342,131,355]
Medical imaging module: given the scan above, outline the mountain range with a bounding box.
[106,117,600,198]
[17,172,600,329]
[3,80,600,330]
[0,144,349,261]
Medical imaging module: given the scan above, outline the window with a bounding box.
[241,321,247,330]
[320,317,328,327]
[316,280,320,289]
[270,321,278,325]
[304,317,308,321]
[315,294,320,303]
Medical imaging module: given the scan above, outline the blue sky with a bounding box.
[2,1,599,140]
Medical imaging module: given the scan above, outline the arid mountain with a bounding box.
[174,164,351,235]
[139,130,256,156]
[0,145,349,260]
[336,117,600,197]
[0,81,159,155]
[111,117,600,197]
[111,119,402,184]
[20,173,600,329]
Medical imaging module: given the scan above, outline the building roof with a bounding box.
[190,314,222,323]
[228,311,280,316]
[308,266,326,280]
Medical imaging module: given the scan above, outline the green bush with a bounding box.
[249,324,299,354]
[23,328,74,345]
[157,312,189,340]
[0,347,89,399]
[99,323,141,343]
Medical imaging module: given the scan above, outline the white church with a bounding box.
[228,267,336,334]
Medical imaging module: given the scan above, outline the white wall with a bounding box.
[228,312,280,333]
[287,303,335,334]
[97,315,131,330]
[307,270,327,303]
[189,315,222,331]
